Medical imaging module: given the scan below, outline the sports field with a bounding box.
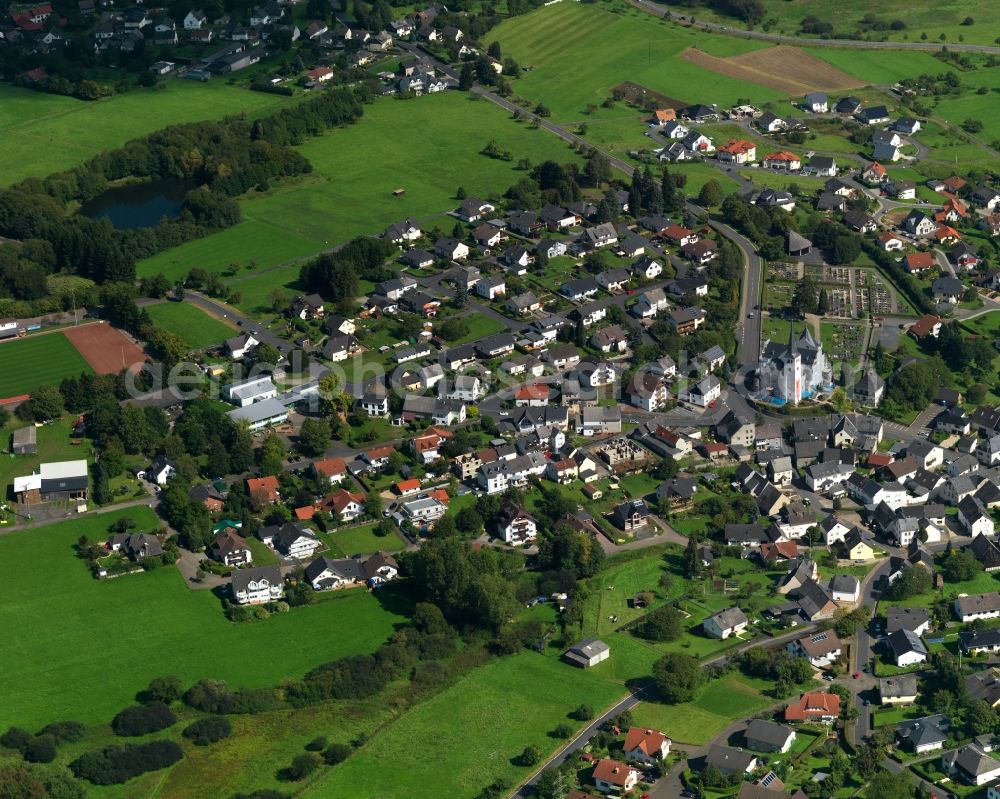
[487,2,784,122]
[303,651,625,799]
[0,507,409,728]
[0,331,93,398]
[144,301,236,351]
[0,81,294,186]
[63,322,147,375]
[138,92,583,313]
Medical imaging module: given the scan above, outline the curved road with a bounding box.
[627,0,1000,54]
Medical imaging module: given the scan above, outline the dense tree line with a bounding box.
[69,740,183,785]
[111,702,177,737]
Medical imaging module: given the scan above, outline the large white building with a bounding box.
[757,325,832,406]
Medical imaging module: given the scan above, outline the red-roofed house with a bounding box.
[759,541,799,564]
[909,314,942,340]
[868,452,894,469]
[934,225,961,245]
[784,691,841,723]
[698,442,729,461]
[762,151,802,171]
[663,224,698,246]
[312,457,347,485]
[936,198,968,223]
[247,476,280,506]
[592,758,639,794]
[942,176,966,193]
[395,478,422,496]
[321,488,366,521]
[307,66,334,82]
[716,139,757,165]
[428,488,450,505]
[623,727,671,765]
[877,231,904,252]
[363,446,395,469]
[515,384,550,407]
[411,427,452,463]
[861,161,886,185]
[652,108,676,124]
[904,252,936,274]
[294,505,316,521]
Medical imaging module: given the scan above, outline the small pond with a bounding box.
[79,179,198,230]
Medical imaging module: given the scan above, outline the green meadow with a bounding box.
[0,507,409,729]
[0,81,293,186]
[137,91,583,313]
[303,651,625,799]
[143,300,237,351]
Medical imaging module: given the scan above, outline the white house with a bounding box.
[955,593,1000,623]
[476,275,506,300]
[703,607,748,640]
[231,565,283,605]
[679,375,721,407]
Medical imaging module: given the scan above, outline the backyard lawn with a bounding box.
[303,651,625,799]
[323,521,406,557]
[144,300,237,351]
[0,507,409,728]
[0,330,93,398]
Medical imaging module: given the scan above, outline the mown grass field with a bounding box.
[303,651,625,799]
[322,521,406,557]
[0,507,409,729]
[0,330,93,398]
[0,81,293,186]
[806,48,951,86]
[631,673,775,745]
[691,1,1000,47]
[137,92,583,313]
[143,300,236,351]
[487,2,783,122]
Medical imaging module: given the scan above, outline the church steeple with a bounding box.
[788,321,797,355]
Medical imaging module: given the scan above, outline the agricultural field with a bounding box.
[143,300,237,351]
[0,507,409,729]
[304,650,626,799]
[487,2,785,123]
[680,45,864,95]
[137,92,582,314]
[0,81,294,186]
[0,330,93,398]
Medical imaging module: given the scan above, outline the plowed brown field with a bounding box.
[680,45,866,95]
